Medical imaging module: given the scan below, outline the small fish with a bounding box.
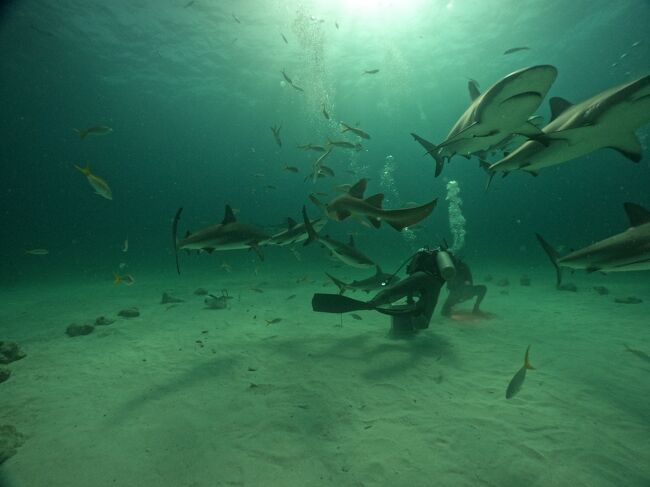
[327,139,362,151]
[283,165,299,173]
[270,124,282,147]
[363,69,379,75]
[251,288,264,293]
[286,294,297,300]
[624,344,650,364]
[73,125,113,140]
[503,46,530,55]
[340,122,370,140]
[74,165,113,200]
[281,33,288,44]
[350,313,362,320]
[265,318,282,325]
[322,104,330,120]
[335,21,339,30]
[632,40,641,48]
[297,143,327,152]
[232,13,241,23]
[121,238,129,252]
[505,345,534,399]
[184,0,194,7]
[113,272,135,286]
[25,248,49,255]
[251,173,265,178]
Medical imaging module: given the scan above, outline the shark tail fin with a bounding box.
[325,273,347,294]
[302,205,318,246]
[172,207,183,275]
[73,128,88,140]
[535,233,562,289]
[410,132,444,177]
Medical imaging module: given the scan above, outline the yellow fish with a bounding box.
[113,273,135,286]
[74,165,112,200]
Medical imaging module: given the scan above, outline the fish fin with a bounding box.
[525,170,539,177]
[336,210,351,220]
[204,247,215,254]
[349,178,368,198]
[113,273,121,285]
[250,245,264,261]
[514,120,544,137]
[467,80,480,101]
[549,97,573,122]
[410,133,445,177]
[524,345,534,370]
[364,193,384,209]
[74,164,91,176]
[479,160,495,190]
[366,216,381,228]
[73,128,88,140]
[585,266,601,273]
[302,206,318,246]
[222,205,237,224]
[348,235,356,247]
[386,220,407,232]
[535,233,563,289]
[340,122,351,132]
[287,217,298,228]
[623,202,650,227]
[325,273,347,294]
[607,133,642,163]
[374,265,383,275]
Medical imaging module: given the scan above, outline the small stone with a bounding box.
[94,316,115,326]
[161,293,184,304]
[193,288,209,296]
[0,342,26,364]
[0,424,25,465]
[118,307,140,318]
[66,323,94,337]
[0,367,10,384]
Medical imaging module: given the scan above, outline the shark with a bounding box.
[302,206,375,269]
[535,202,650,288]
[309,178,437,231]
[411,65,558,176]
[268,216,327,246]
[326,266,400,294]
[485,74,650,181]
[173,205,270,274]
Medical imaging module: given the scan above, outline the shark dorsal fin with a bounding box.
[468,80,480,101]
[287,217,298,228]
[549,97,573,122]
[348,235,356,248]
[222,205,236,225]
[349,178,368,199]
[623,202,650,227]
[365,193,384,208]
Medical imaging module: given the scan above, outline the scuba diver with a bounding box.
[312,246,488,335]
[311,246,456,336]
[440,256,487,318]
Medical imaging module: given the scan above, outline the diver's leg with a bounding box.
[440,292,456,317]
[472,285,487,314]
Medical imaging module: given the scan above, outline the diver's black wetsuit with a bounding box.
[440,258,487,316]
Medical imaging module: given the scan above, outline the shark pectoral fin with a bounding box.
[366,216,381,228]
[250,245,264,261]
[364,193,384,208]
[549,96,573,122]
[607,132,642,163]
[473,129,499,138]
[623,202,650,227]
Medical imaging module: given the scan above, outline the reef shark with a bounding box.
[302,206,375,269]
[411,65,557,176]
[535,202,650,288]
[485,74,650,181]
[309,178,437,231]
[326,266,400,294]
[173,205,270,274]
[268,216,327,246]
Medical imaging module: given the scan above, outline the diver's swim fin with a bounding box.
[312,294,374,313]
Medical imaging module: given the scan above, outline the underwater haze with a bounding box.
[1,0,649,486]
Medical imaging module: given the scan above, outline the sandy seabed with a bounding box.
[1,263,649,487]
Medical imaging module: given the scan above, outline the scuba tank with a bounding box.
[436,251,456,281]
